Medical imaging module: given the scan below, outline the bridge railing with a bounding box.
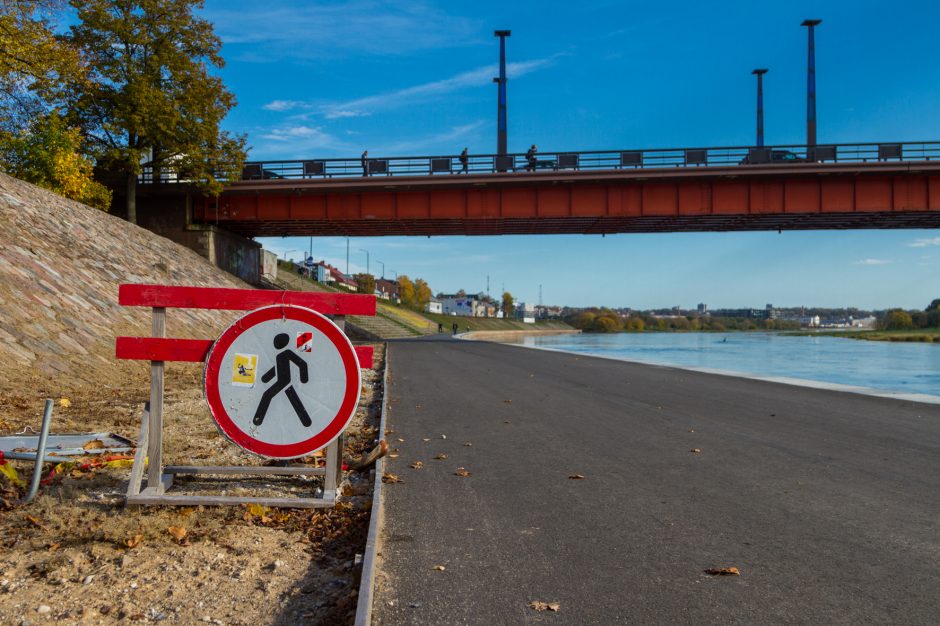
[137,140,940,184]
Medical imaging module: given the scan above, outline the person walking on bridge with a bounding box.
[361,150,369,176]
[525,144,538,171]
[459,147,469,174]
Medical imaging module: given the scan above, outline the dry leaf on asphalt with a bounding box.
[704,567,741,576]
[125,534,143,549]
[503,399,512,404]
[529,601,561,612]
[167,526,188,545]
[688,429,695,433]
[397,438,405,442]
[409,461,424,469]
[463,442,472,447]
[454,468,471,477]
[691,448,702,453]
[432,565,446,571]
[382,472,403,483]
[388,453,400,458]
[568,474,586,480]
[434,453,448,460]
[422,438,431,442]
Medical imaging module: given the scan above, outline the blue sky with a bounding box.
[201,0,940,309]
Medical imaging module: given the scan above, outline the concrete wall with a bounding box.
[111,189,262,284]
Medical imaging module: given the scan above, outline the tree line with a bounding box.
[0,1,244,218]
[879,300,940,330]
[565,308,801,333]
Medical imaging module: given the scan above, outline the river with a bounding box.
[506,332,940,399]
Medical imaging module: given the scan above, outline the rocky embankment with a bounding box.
[0,173,245,404]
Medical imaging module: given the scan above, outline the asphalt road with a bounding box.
[373,337,940,625]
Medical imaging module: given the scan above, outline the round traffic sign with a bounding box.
[204,305,361,459]
[304,257,315,267]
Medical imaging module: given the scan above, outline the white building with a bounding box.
[516,301,536,324]
[426,299,443,314]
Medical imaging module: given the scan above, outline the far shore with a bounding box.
[462,329,581,341]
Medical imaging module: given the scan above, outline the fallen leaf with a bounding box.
[46,543,60,552]
[125,534,143,549]
[441,434,447,439]
[463,442,472,447]
[409,461,424,469]
[58,398,71,408]
[382,472,403,484]
[691,448,702,454]
[397,438,405,442]
[388,454,400,459]
[385,429,394,435]
[688,429,695,433]
[82,439,105,450]
[568,474,586,480]
[167,526,187,543]
[422,438,430,442]
[434,453,448,460]
[503,399,512,404]
[26,515,44,529]
[432,565,445,571]
[529,601,560,612]
[704,567,740,576]
[454,468,471,477]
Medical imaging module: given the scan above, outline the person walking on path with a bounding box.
[459,148,469,174]
[253,333,311,428]
[452,322,458,335]
[525,144,538,171]
[361,150,369,176]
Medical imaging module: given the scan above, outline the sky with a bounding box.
[199,0,940,310]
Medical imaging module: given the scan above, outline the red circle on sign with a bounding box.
[204,305,360,459]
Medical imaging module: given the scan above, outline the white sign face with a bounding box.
[204,305,361,459]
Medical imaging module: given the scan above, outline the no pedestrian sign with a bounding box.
[204,305,361,459]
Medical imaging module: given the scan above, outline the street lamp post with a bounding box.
[358,249,370,275]
[493,30,511,157]
[281,249,300,261]
[376,260,385,279]
[752,69,768,147]
[801,19,822,148]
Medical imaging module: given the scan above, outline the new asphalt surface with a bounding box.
[372,336,940,625]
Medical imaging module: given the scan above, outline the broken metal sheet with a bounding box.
[0,432,135,462]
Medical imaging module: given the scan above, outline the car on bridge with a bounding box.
[739,149,806,165]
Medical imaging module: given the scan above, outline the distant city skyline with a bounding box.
[202,0,940,309]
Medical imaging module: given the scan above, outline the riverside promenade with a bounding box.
[373,336,940,624]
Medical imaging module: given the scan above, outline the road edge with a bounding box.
[354,343,390,626]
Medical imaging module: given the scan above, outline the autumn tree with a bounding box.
[414,279,432,311]
[501,291,514,319]
[397,275,415,307]
[67,0,245,223]
[881,309,913,330]
[0,1,82,133]
[0,113,111,209]
[356,273,376,296]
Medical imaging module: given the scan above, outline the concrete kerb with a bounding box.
[354,344,390,626]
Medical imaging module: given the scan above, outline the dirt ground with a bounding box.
[0,345,384,625]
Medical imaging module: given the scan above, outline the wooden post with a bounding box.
[126,403,151,498]
[147,307,166,493]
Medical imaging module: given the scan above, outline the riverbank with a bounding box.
[462,328,581,341]
[788,328,940,342]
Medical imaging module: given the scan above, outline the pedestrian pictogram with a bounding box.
[204,304,361,459]
[253,332,311,427]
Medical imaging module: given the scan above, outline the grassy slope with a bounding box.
[788,328,940,342]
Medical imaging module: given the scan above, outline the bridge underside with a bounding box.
[191,163,940,237]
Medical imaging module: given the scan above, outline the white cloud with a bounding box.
[262,100,308,112]
[908,237,940,248]
[210,1,481,59]
[260,57,557,120]
[854,258,893,266]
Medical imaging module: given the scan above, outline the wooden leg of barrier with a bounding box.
[146,307,166,494]
[126,403,151,499]
[324,438,339,501]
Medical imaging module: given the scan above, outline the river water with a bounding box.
[508,332,940,398]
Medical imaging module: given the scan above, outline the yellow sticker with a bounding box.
[231,354,258,387]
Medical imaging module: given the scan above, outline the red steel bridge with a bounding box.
[152,141,940,237]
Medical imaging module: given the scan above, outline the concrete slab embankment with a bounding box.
[461,329,581,341]
[373,337,940,625]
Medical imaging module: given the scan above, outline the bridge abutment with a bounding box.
[111,189,262,284]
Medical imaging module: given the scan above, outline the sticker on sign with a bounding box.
[204,305,361,459]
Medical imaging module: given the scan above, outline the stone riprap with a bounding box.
[0,173,246,390]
